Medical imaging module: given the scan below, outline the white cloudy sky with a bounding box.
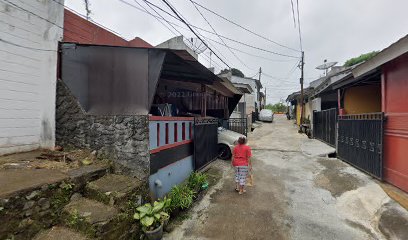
[66,0,408,104]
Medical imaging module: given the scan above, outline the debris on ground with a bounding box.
[0,149,100,172]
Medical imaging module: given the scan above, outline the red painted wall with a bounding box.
[63,9,152,48]
[383,53,408,192]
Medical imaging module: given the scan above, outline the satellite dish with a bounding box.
[183,37,207,54]
[316,61,337,70]
[316,60,337,76]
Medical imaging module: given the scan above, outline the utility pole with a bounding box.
[258,67,262,112]
[264,87,266,109]
[299,51,305,126]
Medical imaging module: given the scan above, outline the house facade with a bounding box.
[308,34,408,193]
[0,0,64,155]
[382,52,408,193]
[334,35,408,192]
[230,83,253,119]
[227,74,263,114]
[58,10,241,198]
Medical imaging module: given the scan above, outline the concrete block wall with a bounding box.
[0,0,64,155]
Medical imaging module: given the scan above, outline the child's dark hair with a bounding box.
[237,137,246,145]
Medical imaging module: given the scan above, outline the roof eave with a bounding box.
[353,34,408,78]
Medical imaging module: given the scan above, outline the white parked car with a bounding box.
[259,109,274,122]
[217,127,245,160]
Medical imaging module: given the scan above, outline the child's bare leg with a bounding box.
[239,185,245,194]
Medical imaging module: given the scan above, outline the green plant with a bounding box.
[67,210,86,228]
[168,185,195,211]
[51,182,74,209]
[219,68,245,78]
[265,102,287,113]
[133,201,169,232]
[187,172,208,192]
[66,210,96,237]
[61,182,73,191]
[344,51,378,67]
[160,196,172,213]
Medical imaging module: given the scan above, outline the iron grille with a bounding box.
[313,108,337,147]
[193,117,218,170]
[337,112,384,179]
[219,118,248,136]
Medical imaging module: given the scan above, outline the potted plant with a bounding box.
[133,201,169,240]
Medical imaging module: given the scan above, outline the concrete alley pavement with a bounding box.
[165,115,408,240]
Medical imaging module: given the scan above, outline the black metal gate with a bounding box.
[337,113,384,179]
[313,108,337,146]
[194,117,218,170]
[219,118,247,136]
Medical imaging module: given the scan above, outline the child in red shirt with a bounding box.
[232,137,252,194]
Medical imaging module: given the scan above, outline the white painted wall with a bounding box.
[0,0,64,155]
[231,76,258,113]
[312,97,322,112]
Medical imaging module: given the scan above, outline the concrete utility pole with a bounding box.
[258,67,262,83]
[264,87,267,108]
[300,51,305,126]
[258,67,262,111]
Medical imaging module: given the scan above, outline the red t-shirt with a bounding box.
[232,144,252,166]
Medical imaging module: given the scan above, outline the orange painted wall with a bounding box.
[344,85,381,114]
[383,53,408,193]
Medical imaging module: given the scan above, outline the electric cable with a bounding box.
[296,0,303,51]
[139,0,299,58]
[189,0,255,71]
[161,0,231,68]
[191,0,300,53]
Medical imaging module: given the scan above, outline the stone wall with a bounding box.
[0,181,74,239]
[56,80,150,179]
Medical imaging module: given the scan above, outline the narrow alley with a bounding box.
[165,115,408,240]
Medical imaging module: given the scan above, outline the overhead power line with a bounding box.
[139,0,299,58]
[201,35,298,63]
[133,0,177,36]
[296,0,303,51]
[290,0,296,28]
[261,59,300,84]
[0,38,56,52]
[189,0,254,71]
[126,0,230,67]
[50,0,128,39]
[3,0,63,30]
[160,0,232,69]
[190,0,300,53]
[161,0,231,68]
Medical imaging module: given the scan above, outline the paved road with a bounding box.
[166,115,408,240]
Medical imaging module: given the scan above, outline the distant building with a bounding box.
[156,36,198,60]
[220,73,263,114]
